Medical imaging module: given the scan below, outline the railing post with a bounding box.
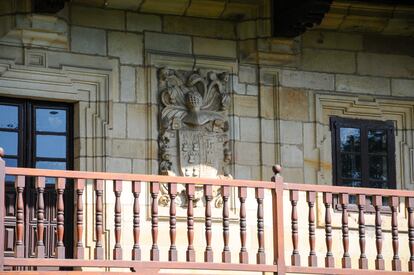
[0,148,5,271]
[271,165,285,275]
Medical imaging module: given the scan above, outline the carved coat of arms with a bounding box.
[157,68,232,209]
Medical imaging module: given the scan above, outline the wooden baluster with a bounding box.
[132,181,141,260]
[14,176,25,258]
[94,179,104,260]
[373,195,384,270]
[323,192,334,268]
[35,177,45,258]
[222,186,231,263]
[204,185,213,262]
[186,184,195,262]
[239,186,248,264]
[307,191,317,267]
[357,194,367,269]
[75,179,85,259]
[168,183,177,261]
[290,190,300,266]
[390,196,401,271]
[340,193,351,268]
[406,197,414,271]
[55,178,66,259]
[113,180,122,260]
[150,182,159,261]
[256,187,265,264]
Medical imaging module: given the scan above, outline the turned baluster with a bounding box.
[94,179,104,260]
[113,180,122,260]
[14,176,25,258]
[340,193,351,268]
[256,187,265,264]
[222,186,231,263]
[132,181,141,260]
[239,186,248,264]
[290,190,300,266]
[373,195,384,270]
[75,179,85,259]
[186,184,195,262]
[307,191,317,267]
[204,185,213,262]
[168,183,177,261]
[55,178,66,259]
[390,196,401,271]
[406,197,414,271]
[35,177,45,258]
[323,192,334,267]
[150,182,160,261]
[357,194,367,269]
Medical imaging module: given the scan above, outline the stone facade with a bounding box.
[1,0,414,272]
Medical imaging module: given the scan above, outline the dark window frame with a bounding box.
[330,116,396,212]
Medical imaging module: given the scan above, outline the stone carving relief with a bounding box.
[157,68,232,209]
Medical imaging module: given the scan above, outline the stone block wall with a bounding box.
[0,0,414,271]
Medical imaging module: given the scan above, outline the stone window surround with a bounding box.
[311,93,414,231]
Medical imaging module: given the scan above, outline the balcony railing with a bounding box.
[0,155,414,274]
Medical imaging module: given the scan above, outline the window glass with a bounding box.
[36,135,66,158]
[36,108,66,133]
[369,155,387,181]
[0,105,18,129]
[341,153,361,179]
[340,128,360,152]
[368,130,387,153]
[0,131,18,155]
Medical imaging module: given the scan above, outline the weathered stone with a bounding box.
[106,157,132,173]
[259,86,275,120]
[145,32,192,54]
[232,75,246,95]
[262,143,276,166]
[358,52,414,78]
[279,87,309,122]
[281,167,304,183]
[140,0,189,15]
[233,95,258,117]
[193,37,236,58]
[71,5,124,30]
[136,67,146,103]
[235,142,260,166]
[237,20,256,40]
[280,120,303,145]
[261,119,275,143]
[391,79,414,97]
[339,15,388,33]
[363,35,414,56]
[126,12,161,32]
[106,0,143,10]
[302,31,363,51]
[239,65,257,84]
[336,74,390,95]
[112,139,146,158]
[108,32,143,65]
[71,26,106,55]
[120,66,136,102]
[240,117,260,142]
[234,164,251,180]
[246,85,258,96]
[163,16,235,39]
[229,116,240,140]
[127,104,147,139]
[301,49,356,74]
[0,0,13,15]
[280,70,334,91]
[186,0,226,18]
[111,103,126,138]
[281,145,303,168]
[132,159,146,174]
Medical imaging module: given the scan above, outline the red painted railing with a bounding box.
[1,151,414,274]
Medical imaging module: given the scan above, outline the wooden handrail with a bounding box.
[2,162,414,274]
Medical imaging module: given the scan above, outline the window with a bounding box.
[1,97,74,259]
[330,116,396,190]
